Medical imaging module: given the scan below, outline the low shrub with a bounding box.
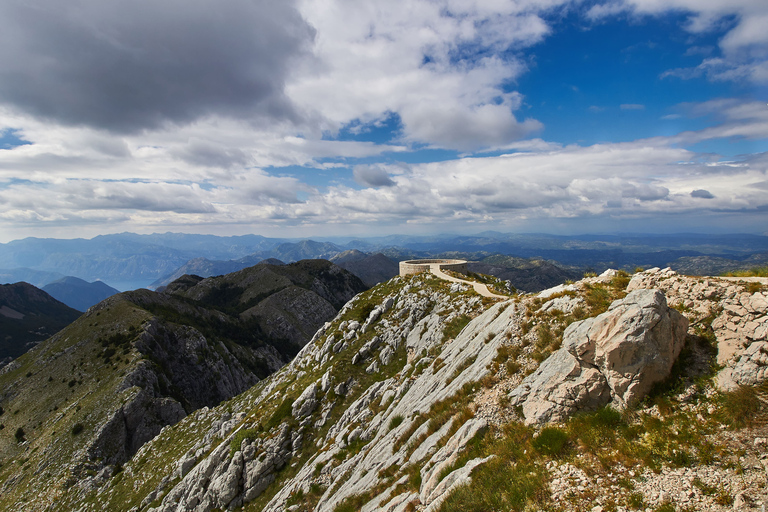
[532,427,569,457]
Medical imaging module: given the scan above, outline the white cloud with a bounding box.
[620,104,646,110]
[288,0,560,150]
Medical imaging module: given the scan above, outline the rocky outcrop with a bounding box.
[148,423,293,512]
[626,267,768,389]
[509,289,688,424]
[87,384,186,466]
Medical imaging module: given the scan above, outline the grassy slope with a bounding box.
[0,299,150,510]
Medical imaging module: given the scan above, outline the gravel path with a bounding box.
[429,264,508,299]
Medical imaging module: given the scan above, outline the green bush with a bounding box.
[71,423,84,436]
[532,427,569,457]
[627,491,645,509]
[14,427,25,443]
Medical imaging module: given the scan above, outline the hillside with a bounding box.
[1,265,765,511]
[42,276,120,312]
[0,282,82,363]
[0,260,366,510]
[468,254,582,292]
[329,250,400,287]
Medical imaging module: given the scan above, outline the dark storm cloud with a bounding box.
[353,165,396,188]
[0,0,315,133]
[691,189,715,199]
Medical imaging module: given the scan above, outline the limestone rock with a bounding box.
[509,289,688,424]
[292,383,319,419]
[420,418,487,501]
[423,455,495,511]
[716,341,768,390]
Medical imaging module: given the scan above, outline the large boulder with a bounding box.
[509,289,688,424]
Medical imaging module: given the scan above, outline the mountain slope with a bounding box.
[329,250,399,287]
[0,260,366,509]
[0,282,81,362]
[42,276,120,312]
[149,255,272,290]
[468,254,582,292]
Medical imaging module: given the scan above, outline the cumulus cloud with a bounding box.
[288,0,557,150]
[0,2,766,239]
[0,0,315,132]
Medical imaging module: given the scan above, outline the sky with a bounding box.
[0,0,766,243]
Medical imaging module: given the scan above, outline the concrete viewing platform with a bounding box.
[398,259,508,299]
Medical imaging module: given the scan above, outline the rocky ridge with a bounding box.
[2,267,768,512]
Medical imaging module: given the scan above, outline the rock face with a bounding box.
[509,289,688,424]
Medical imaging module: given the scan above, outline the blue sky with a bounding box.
[0,0,766,242]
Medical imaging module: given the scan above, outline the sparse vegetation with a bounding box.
[442,314,472,342]
[715,383,766,429]
[3,266,767,512]
[388,415,404,431]
[722,266,768,278]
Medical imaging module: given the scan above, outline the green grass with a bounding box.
[388,415,404,431]
[230,428,260,456]
[438,423,547,512]
[532,427,569,457]
[264,396,296,431]
[715,383,767,429]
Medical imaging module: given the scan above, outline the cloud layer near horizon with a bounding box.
[0,0,766,240]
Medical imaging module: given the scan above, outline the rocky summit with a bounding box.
[0,266,767,512]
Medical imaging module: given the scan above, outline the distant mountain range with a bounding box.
[42,277,120,312]
[1,232,766,291]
